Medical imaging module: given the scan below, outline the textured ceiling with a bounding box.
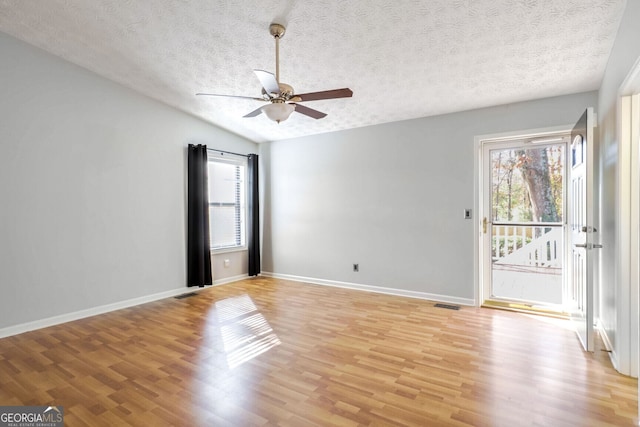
[0,0,627,143]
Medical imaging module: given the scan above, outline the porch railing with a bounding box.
[492,224,563,268]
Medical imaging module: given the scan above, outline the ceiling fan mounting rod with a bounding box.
[275,34,280,83]
[270,23,286,84]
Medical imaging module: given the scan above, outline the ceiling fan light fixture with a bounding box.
[261,102,295,123]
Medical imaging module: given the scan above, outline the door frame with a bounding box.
[618,93,640,375]
[474,125,573,307]
[615,55,640,379]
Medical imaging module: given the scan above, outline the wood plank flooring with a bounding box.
[0,277,637,426]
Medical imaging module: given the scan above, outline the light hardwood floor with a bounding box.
[0,277,637,426]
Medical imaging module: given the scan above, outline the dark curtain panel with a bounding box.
[187,144,212,287]
[247,154,261,276]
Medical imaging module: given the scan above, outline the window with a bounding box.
[208,153,247,251]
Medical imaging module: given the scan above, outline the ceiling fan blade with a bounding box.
[292,103,327,119]
[295,88,353,102]
[196,93,265,101]
[254,69,280,96]
[243,107,264,118]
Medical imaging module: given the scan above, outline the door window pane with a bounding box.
[491,146,564,223]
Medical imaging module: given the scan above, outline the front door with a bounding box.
[481,135,568,311]
[569,108,596,352]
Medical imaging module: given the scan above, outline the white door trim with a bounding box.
[612,54,640,379]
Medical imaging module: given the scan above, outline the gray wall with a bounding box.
[262,91,598,302]
[597,0,640,374]
[0,33,257,331]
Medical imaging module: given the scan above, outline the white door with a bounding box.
[569,108,596,352]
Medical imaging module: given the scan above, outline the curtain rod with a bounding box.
[207,148,254,158]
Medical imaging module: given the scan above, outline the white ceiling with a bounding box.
[0,0,627,143]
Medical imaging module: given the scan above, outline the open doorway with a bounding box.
[480,132,570,314]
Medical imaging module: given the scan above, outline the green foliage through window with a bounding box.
[491,145,564,223]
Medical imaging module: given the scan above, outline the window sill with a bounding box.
[211,247,247,255]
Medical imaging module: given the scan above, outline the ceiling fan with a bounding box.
[196,23,353,123]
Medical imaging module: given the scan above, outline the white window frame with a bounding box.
[207,152,248,253]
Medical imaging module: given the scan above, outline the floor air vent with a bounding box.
[434,303,460,310]
[175,292,198,299]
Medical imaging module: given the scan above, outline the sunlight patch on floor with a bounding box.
[216,294,281,369]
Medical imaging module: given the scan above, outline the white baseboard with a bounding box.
[0,273,464,340]
[596,318,621,373]
[213,273,249,286]
[0,286,197,339]
[261,272,475,306]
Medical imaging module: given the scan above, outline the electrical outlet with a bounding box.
[464,209,472,219]
[224,259,230,268]
[353,263,359,272]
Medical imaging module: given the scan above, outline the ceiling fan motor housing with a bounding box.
[261,83,293,100]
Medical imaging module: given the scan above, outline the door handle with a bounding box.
[482,217,492,234]
[574,243,604,249]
